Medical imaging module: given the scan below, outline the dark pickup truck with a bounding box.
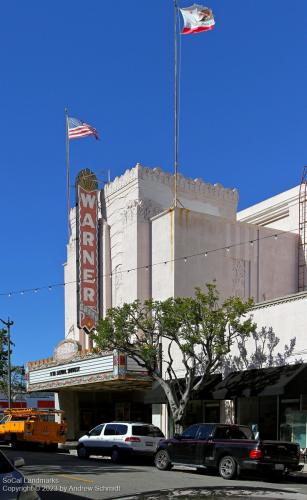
[154,423,303,479]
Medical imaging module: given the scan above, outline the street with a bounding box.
[2,446,307,499]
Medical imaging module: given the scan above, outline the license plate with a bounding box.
[145,441,153,446]
[275,464,284,470]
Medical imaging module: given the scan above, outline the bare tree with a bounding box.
[223,326,302,376]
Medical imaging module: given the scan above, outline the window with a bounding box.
[40,415,55,422]
[89,424,104,437]
[116,424,128,435]
[104,424,118,436]
[237,426,254,440]
[181,424,199,439]
[196,424,214,440]
[214,427,231,439]
[132,425,164,438]
[214,426,254,440]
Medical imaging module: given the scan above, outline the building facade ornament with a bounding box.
[122,198,162,224]
[54,339,82,363]
[232,258,245,297]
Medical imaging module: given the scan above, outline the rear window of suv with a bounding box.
[132,425,164,437]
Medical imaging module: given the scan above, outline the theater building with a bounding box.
[26,165,307,441]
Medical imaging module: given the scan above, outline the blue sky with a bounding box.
[1,0,306,366]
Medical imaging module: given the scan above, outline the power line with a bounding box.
[0,224,301,298]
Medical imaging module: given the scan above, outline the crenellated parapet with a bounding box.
[104,163,238,206]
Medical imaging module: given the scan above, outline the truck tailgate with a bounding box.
[261,440,300,464]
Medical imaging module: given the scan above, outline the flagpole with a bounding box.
[65,108,71,238]
[174,0,178,208]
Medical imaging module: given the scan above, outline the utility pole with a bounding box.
[0,317,14,408]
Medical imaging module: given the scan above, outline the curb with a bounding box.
[58,442,77,451]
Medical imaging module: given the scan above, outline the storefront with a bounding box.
[144,375,222,436]
[213,363,307,447]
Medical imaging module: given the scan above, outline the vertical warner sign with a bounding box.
[76,170,99,332]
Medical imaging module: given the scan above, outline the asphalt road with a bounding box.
[2,446,307,499]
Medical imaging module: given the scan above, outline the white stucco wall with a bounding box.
[249,292,307,363]
[151,210,175,300]
[139,168,238,220]
[152,208,297,303]
[237,185,299,233]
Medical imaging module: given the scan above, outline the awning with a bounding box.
[212,363,307,399]
[144,374,222,404]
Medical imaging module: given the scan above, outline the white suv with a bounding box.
[77,422,164,462]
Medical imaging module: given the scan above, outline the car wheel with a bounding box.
[219,455,237,480]
[111,447,121,463]
[154,449,172,471]
[77,445,89,459]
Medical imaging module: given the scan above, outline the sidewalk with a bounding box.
[297,462,307,475]
[58,441,78,451]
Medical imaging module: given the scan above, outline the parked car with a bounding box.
[0,449,40,499]
[154,423,303,480]
[77,421,164,462]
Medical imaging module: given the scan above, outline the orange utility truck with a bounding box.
[0,408,67,450]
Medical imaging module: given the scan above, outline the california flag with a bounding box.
[180,4,215,35]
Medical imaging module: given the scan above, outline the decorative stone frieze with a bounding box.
[232,258,245,297]
[27,370,151,392]
[28,371,118,391]
[122,198,162,224]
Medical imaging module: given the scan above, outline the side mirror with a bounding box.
[173,433,182,440]
[14,457,25,468]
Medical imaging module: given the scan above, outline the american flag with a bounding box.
[68,116,99,140]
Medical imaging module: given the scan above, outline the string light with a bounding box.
[0,227,299,299]
[250,241,254,247]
